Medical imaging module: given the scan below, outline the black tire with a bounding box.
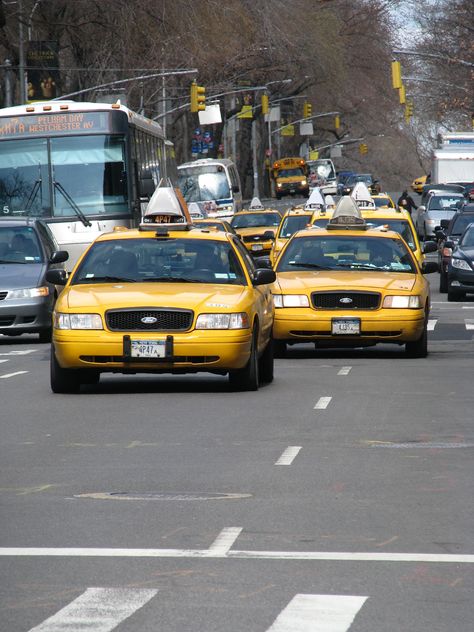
[229,327,259,391]
[276,193,282,200]
[405,323,428,358]
[439,272,447,293]
[447,288,464,301]
[258,337,274,384]
[50,347,82,393]
[38,327,52,343]
[273,340,287,358]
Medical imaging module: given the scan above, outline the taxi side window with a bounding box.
[231,236,256,275]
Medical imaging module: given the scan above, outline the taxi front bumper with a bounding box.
[53,328,253,373]
[273,308,426,344]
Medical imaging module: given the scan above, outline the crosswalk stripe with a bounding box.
[314,397,332,410]
[0,349,36,356]
[28,587,157,631]
[208,527,242,555]
[0,370,28,379]
[465,319,474,330]
[275,446,302,465]
[427,319,437,331]
[266,594,368,631]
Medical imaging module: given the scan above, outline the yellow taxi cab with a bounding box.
[271,209,314,265]
[230,199,281,256]
[411,175,428,195]
[46,187,276,393]
[272,197,438,357]
[371,193,396,209]
[192,218,238,235]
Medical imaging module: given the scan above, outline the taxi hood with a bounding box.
[64,283,248,312]
[274,271,417,293]
[235,226,276,237]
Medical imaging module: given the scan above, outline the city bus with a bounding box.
[177,158,242,218]
[0,100,177,267]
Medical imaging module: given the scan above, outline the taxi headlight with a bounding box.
[55,313,103,329]
[277,182,283,188]
[195,312,250,329]
[273,294,310,308]
[8,286,49,299]
[301,180,307,185]
[451,257,472,271]
[383,295,421,308]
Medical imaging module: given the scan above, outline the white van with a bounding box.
[177,158,242,219]
[306,158,337,195]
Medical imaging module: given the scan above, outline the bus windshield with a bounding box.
[0,135,128,217]
[178,167,230,203]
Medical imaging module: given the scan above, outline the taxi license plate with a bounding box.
[251,244,264,251]
[331,319,360,335]
[131,340,166,358]
[290,188,296,193]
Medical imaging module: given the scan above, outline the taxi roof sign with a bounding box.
[324,194,336,209]
[327,196,367,230]
[304,187,325,210]
[141,181,192,230]
[350,182,376,209]
[249,197,265,210]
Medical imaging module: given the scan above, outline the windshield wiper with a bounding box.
[75,275,137,284]
[0,258,27,264]
[287,262,332,270]
[146,276,204,283]
[53,181,92,227]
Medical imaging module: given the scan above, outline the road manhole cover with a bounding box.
[75,491,252,501]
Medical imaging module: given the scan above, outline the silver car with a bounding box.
[415,192,464,240]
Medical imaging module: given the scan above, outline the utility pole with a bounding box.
[4,59,13,106]
[252,119,259,198]
[18,0,26,103]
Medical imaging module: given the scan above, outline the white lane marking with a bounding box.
[0,370,28,379]
[462,306,474,309]
[0,359,8,364]
[465,319,474,330]
[337,366,352,376]
[207,527,242,555]
[28,587,157,632]
[2,547,474,563]
[427,319,437,331]
[314,397,332,409]
[266,594,368,632]
[0,349,36,356]
[275,446,302,465]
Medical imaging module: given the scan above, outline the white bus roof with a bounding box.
[178,158,235,169]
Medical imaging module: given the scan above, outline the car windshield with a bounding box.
[365,219,416,250]
[277,235,416,273]
[231,213,281,229]
[278,168,305,178]
[460,226,474,248]
[451,215,474,236]
[178,167,231,203]
[428,195,463,211]
[0,225,43,263]
[373,197,394,209]
[279,215,311,238]
[71,238,247,285]
[348,175,372,186]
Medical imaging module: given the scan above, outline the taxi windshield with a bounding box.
[373,197,394,208]
[365,219,416,250]
[277,235,416,273]
[71,238,247,285]
[279,215,311,238]
[231,213,281,229]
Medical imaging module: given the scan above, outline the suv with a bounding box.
[0,218,68,342]
[436,203,474,292]
[415,191,464,240]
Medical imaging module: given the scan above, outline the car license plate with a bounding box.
[251,244,264,251]
[131,340,166,358]
[331,319,360,335]
[290,189,296,193]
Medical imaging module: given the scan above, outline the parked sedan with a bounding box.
[447,224,474,301]
[436,205,474,292]
[415,192,464,240]
[0,218,69,342]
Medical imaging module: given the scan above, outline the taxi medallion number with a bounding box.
[131,340,166,358]
[331,319,360,335]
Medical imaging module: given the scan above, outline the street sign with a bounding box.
[299,121,313,136]
[198,103,222,125]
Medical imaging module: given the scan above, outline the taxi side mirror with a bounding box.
[263,230,275,240]
[422,240,438,254]
[252,268,276,285]
[253,256,272,269]
[422,261,438,274]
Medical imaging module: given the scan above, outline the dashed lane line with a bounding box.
[314,397,332,410]
[0,370,28,379]
[0,349,36,356]
[207,527,243,556]
[275,446,302,465]
[465,319,474,330]
[427,319,437,331]
[337,366,352,376]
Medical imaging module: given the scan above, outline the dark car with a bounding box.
[339,173,378,196]
[447,223,474,301]
[420,182,469,206]
[0,219,68,342]
[436,205,474,292]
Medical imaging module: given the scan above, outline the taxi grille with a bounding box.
[242,234,266,243]
[0,291,7,301]
[106,309,193,331]
[311,292,380,310]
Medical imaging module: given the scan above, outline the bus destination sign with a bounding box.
[0,111,116,139]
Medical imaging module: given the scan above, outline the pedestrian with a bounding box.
[397,190,417,215]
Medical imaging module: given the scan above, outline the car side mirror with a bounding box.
[422,240,438,254]
[49,250,69,264]
[46,269,68,285]
[418,205,426,212]
[444,240,454,249]
[434,229,445,240]
[422,261,438,274]
[232,184,240,193]
[253,256,272,269]
[263,230,275,240]
[440,219,450,229]
[252,268,276,285]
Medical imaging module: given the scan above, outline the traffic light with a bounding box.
[391,60,402,89]
[190,81,206,112]
[334,115,340,130]
[303,101,312,119]
[405,100,414,121]
[399,84,406,105]
[261,94,269,115]
[359,143,368,155]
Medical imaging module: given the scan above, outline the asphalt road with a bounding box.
[1,217,473,631]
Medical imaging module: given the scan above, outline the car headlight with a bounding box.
[301,180,307,185]
[277,183,283,188]
[195,312,250,329]
[273,294,310,308]
[7,286,49,299]
[55,313,103,329]
[451,257,472,271]
[383,295,421,308]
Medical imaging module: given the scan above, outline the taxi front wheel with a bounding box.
[50,348,82,393]
[405,324,428,358]
[228,328,259,391]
